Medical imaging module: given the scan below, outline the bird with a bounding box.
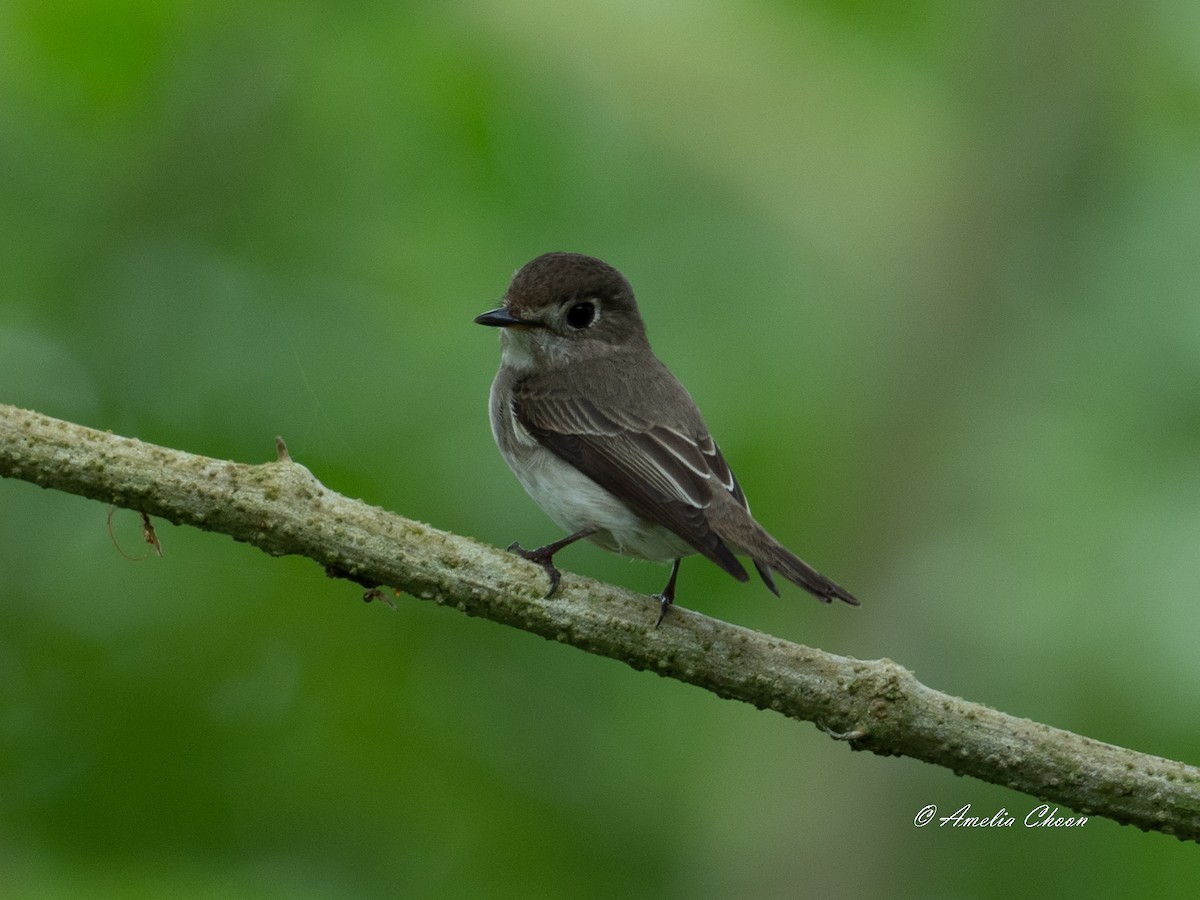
[475,252,858,625]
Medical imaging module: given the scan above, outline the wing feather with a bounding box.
[513,386,748,580]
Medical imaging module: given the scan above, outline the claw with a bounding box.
[507,541,562,597]
[504,528,595,598]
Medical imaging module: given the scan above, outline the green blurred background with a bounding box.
[2,0,1199,896]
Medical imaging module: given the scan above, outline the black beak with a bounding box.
[474,306,532,327]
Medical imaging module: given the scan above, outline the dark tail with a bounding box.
[752,540,859,606]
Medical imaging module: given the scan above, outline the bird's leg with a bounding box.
[507,528,596,598]
[654,559,682,628]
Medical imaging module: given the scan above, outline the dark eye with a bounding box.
[565,301,596,329]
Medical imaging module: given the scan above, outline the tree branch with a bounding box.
[2,402,1197,841]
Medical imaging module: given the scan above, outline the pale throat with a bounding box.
[498,327,573,371]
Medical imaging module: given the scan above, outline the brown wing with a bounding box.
[513,387,750,582]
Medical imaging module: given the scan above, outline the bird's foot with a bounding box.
[507,541,564,598]
[653,592,673,629]
[653,559,683,629]
[505,529,596,599]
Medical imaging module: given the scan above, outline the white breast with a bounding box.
[487,371,693,563]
